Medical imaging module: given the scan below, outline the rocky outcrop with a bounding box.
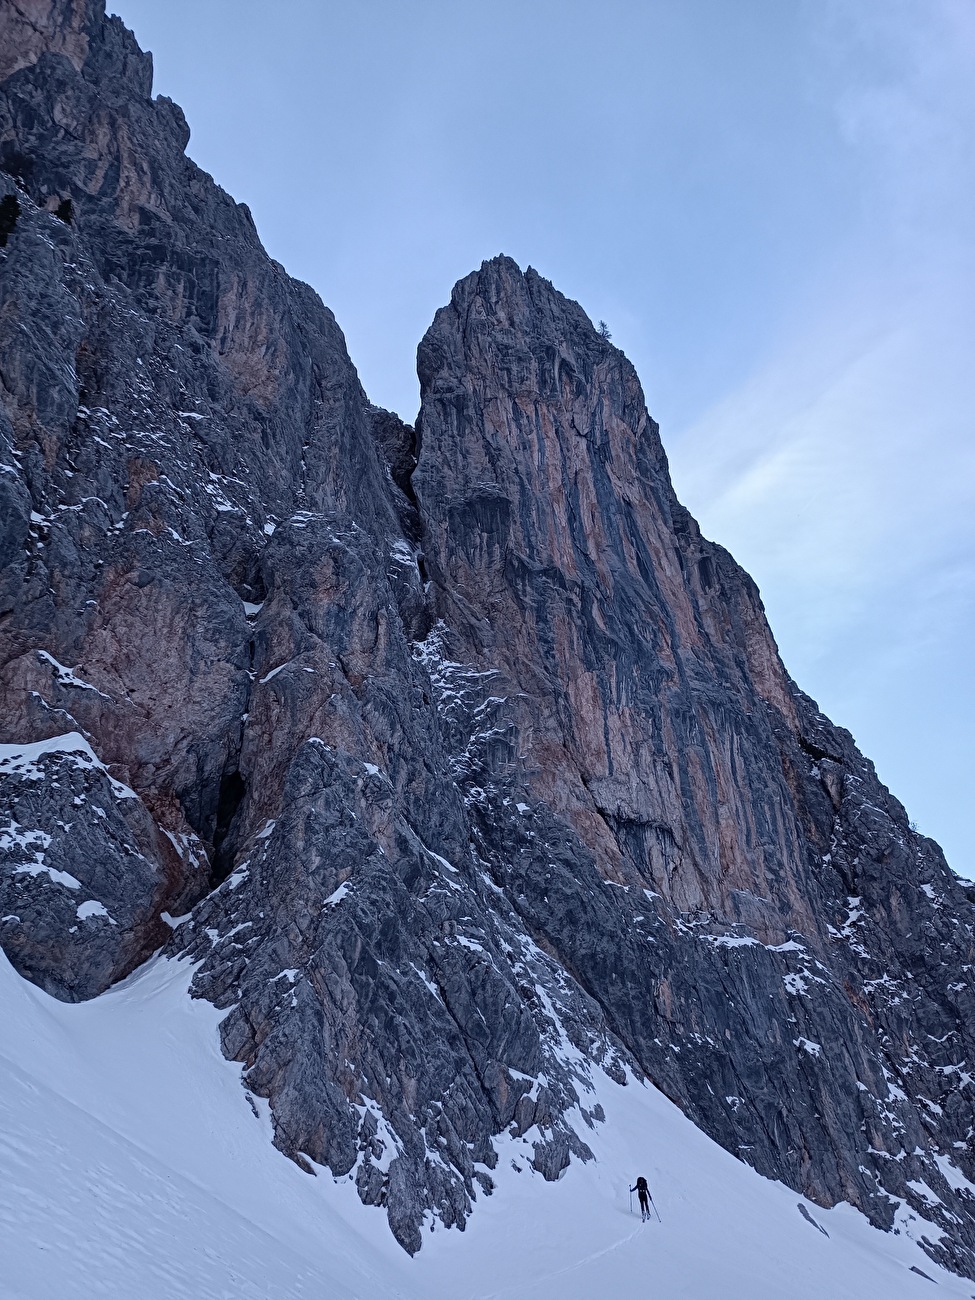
[0,0,397,997]
[404,261,975,1273]
[3,0,975,1278]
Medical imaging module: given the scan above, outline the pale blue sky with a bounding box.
[111,0,975,875]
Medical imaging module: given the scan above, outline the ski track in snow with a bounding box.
[0,949,971,1300]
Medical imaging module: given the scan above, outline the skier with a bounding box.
[631,1175,651,1221]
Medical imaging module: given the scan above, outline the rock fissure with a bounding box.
[210,767,246,888]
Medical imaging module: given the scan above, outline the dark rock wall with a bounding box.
[3,0,975,1276]
[412,261,975,1275]
[0,0,397,993]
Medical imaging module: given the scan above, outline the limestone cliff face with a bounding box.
[415,259,806,922]
[411,261,975,1272]
[0,0,398,996]
[3,0,975,1277]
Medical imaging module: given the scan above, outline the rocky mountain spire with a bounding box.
[3,0,975,1279]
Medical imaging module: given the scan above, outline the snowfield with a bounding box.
[1,948,970,1300]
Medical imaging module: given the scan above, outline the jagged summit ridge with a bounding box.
[3,0,975,1280]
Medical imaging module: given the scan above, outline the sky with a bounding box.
[110,0,975,875]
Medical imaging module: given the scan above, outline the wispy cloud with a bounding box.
[669,0,975,869]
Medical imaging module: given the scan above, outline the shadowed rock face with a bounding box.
[3,0,975,1276]
[0,0,398,995]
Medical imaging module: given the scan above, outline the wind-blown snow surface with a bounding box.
[1,950,970,1300]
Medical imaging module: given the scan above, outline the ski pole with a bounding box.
[629,1187,633,1215]
[647,1180,662,1223]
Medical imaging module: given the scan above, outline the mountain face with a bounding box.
[2,0,975,1276]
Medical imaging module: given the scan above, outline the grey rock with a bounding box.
[3,0,975,1282]
[410,256,975,1274]
[0,0,397,996]
[0,734,196,999]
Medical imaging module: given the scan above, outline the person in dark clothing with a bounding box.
[631,1175,651,1220]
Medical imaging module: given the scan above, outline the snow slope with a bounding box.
[1,949,971,1300]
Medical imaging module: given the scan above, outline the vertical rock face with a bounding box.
[0,0,397,996]
[3,0,975,1277]
[410,261,975,1274]
[414,259,807,924]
